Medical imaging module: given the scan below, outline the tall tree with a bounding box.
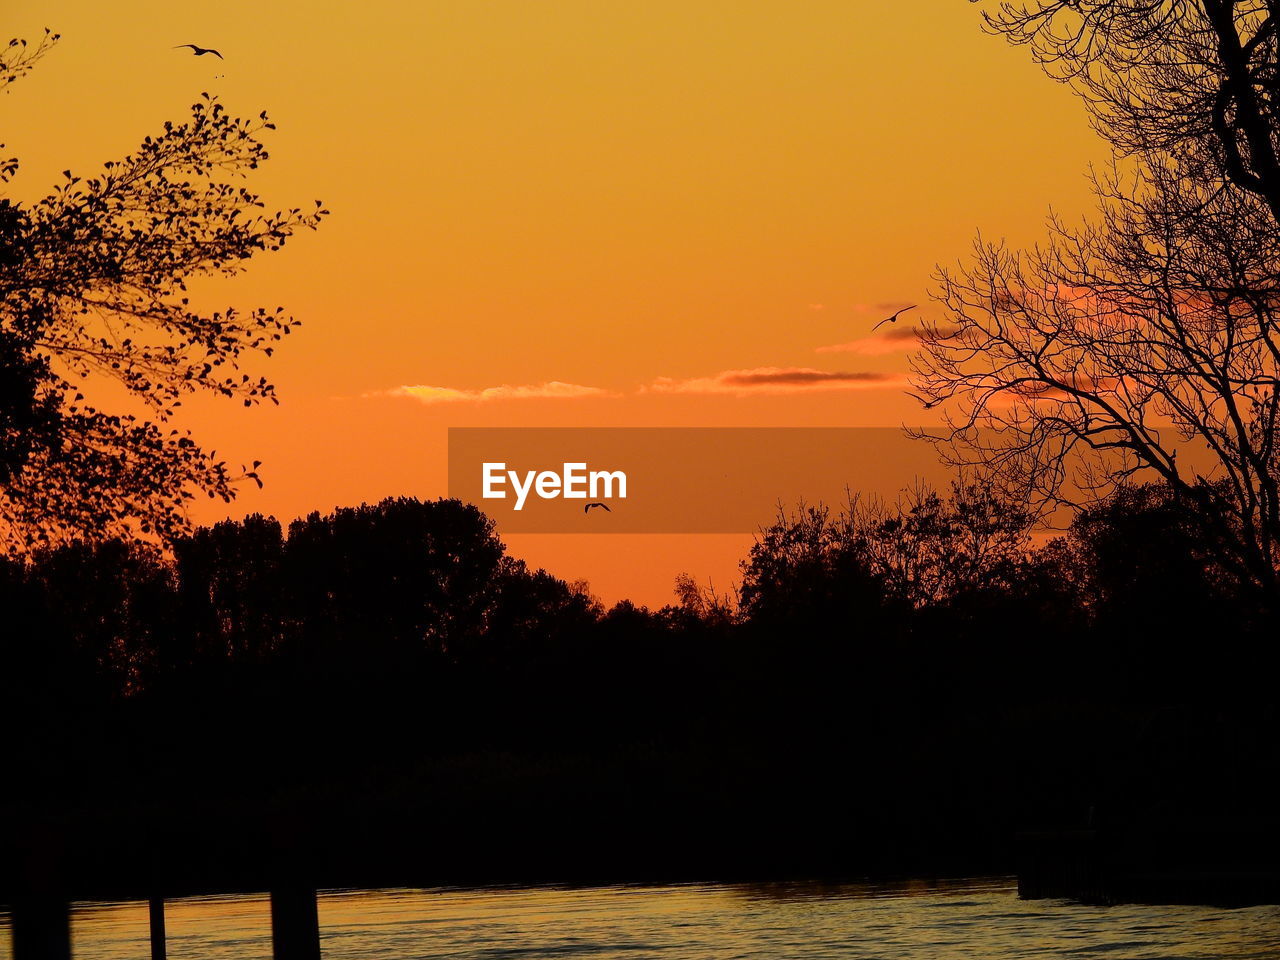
[0,31,326,551]
[912,3,1280,597]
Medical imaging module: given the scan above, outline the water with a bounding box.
[2,878,1278,959]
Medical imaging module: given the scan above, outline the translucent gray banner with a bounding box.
[448,427,952,533]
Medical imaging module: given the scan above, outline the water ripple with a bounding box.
[1,878,1275,960]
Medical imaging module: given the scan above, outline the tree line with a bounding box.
[3,485,1264,708]
[1,488,1273,879]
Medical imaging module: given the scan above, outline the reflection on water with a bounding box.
[0,878,1277,959]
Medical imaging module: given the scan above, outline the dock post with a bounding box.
[149,897,167,960]
[10,896,72,960]
[270,887,321,960]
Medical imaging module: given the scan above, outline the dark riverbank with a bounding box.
[1,739,1014,904]
[1018,824,1280,907]
[5,737,1280,910]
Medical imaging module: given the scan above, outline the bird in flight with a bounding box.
[584,502,612,514]
[174,44,223,59]
[872,304,917,331]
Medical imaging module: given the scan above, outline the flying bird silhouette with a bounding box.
[872,304,917,331]
[584,502,612,514]
[174,44,223,59]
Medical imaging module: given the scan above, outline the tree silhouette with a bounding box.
[173,514,286,666]
[913,2,1280,600]
[740,484,1036,617]
[0,31,326,551]
[978,1,1280,225]
[859,482,1035,606]
[282,498,508,665]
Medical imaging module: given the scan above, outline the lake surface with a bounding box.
[2,878,1278,959]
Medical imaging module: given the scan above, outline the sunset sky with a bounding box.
[4,1,1104,604]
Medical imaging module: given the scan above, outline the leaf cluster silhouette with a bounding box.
[0,32,326,552]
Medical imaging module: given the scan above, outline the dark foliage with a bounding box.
[0,31,326,553]
[1,486,1275,897]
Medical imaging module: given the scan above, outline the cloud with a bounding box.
[646,366,908,396]
[817,325,958,356]
[389,381,614,404]
[980,374,1127,409]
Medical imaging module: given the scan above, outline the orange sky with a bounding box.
[4,2,1104,605]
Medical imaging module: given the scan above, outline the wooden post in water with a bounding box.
[10,897,72,960]
[148,897,167,960]
[270,887,321,960]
